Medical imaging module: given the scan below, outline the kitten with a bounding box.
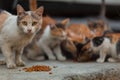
[37,24,67,61]
[88,19,109,37]
[90,33,120,63]
[0,4,43,69]
[56,18,77,59]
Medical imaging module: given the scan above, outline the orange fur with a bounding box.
[76,19,109,62]
[42,16,57,30]
[48,24,66,40]
[105,33,120,44]
[88,20,109,36]
[29,0,37,11]
[66,23,94,43]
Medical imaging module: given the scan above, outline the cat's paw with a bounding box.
[96,58,105,63]
[108,58,116,63]
[48,56,56,60]
[16,61,25,67]
[7,63,16,69]
[57,56,66,61]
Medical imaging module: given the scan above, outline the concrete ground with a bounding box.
[0,17,120,80]
[0,58,120,80]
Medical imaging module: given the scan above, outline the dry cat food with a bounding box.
[23,65,51,72]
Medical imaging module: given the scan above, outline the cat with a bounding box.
[27,24,67,61]
[87,19,110,37]
[0,4,44,69]
[90,32,120,63]
[55,18,77,59]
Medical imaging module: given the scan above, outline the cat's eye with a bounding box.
[22,21,27,26]
[32,22,37,26]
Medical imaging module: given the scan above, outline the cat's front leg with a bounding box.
[41,44,56,60]
[1,45,16,69]
[96,49,107,63]
[53,45,66,61]
[15,48,25,67]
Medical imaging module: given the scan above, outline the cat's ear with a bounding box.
[61,18,70,28]
[17,4,25,15]
[35,6,44,16]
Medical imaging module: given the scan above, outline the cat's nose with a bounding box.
[27,29,32,33]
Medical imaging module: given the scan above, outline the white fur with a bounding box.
[0,13,35,68]
[36,25,66,61]
[91,38,110,63]
[21,11,40,34]
[91,38,110,53]
[91,37,120,63]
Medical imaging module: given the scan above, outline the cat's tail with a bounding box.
[29,0,37,11]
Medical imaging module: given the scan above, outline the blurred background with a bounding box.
[0,0,120,19]
[0,0,120,31]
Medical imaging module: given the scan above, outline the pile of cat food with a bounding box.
[22,65,51,72]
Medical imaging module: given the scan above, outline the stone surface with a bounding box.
[0,56,120,80]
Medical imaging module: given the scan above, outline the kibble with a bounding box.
[23,65,51,72]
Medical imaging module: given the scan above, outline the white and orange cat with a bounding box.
[0,4,43,69]
[91,32,120,63]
